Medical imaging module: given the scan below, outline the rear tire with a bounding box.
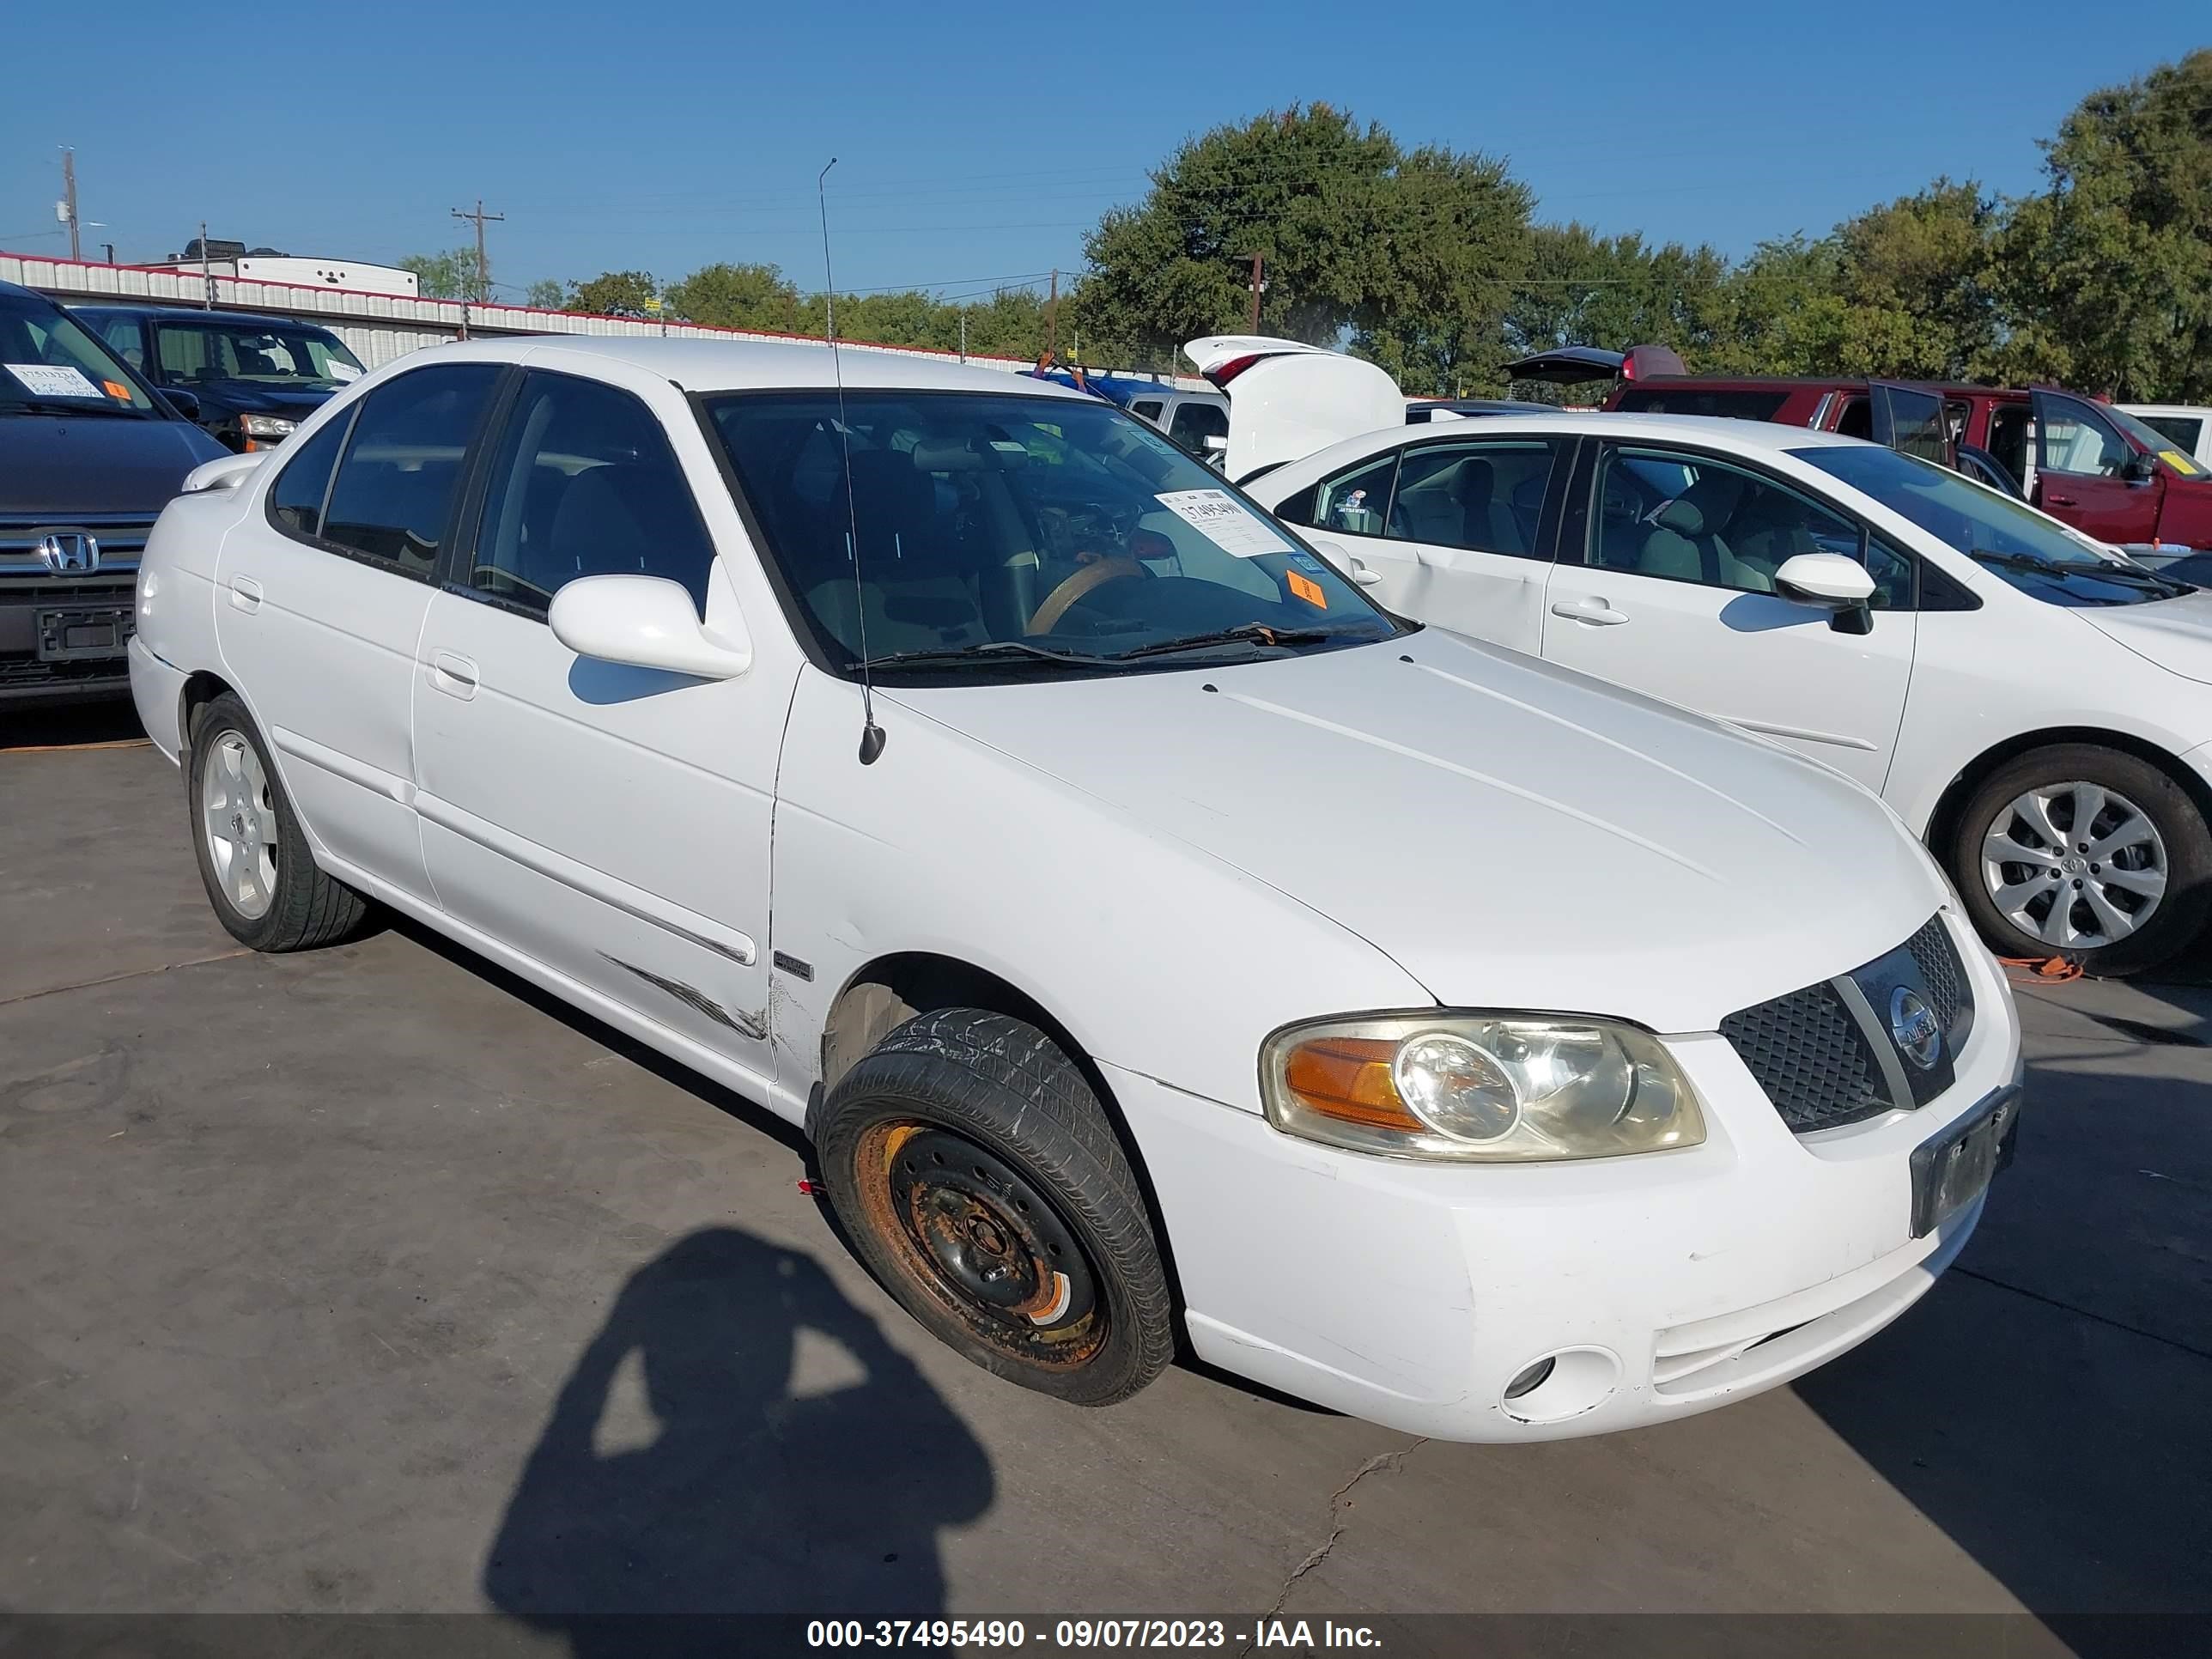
[1948,743,2211,975]
[186,693,369,952]
[816,1008,1174,1407]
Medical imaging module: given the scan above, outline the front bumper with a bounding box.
[1106,912,2022,1443]
[127,634,188,763]
[0,586,137,707]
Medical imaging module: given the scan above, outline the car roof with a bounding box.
[68,302,339,331]
[1255,410,1881,493]
[2119,402,2212,416]
[386,334,1094,398]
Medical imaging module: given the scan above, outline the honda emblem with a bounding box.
[37,532,100,574]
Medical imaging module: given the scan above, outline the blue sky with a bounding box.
[4,1,2204,302]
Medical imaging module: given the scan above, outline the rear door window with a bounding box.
[1385,440,1560,559]
[319,365,501,576]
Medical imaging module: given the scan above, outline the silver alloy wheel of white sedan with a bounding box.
[200,728,280,920]
[1980,781,2168,948]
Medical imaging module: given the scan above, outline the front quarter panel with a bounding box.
[768,669,1433,1114]
[129,480,249,757]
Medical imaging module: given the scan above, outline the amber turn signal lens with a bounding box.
[1280,1036,1424,1133]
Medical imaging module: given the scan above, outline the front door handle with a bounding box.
[429,650,479,700]
[2046,493,2079,507]
[228,574,263,613]
[1551,597,1630,626]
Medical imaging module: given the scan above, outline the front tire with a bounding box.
[1949,743,2212,975]
[186,693,369,952]
[816,1008,1174,1407]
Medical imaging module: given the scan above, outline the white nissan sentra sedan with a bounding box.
[128,337,2022,1441]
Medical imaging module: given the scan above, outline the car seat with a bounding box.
[1633,471,1772,591]
[540,461,713,611]
[803,449,988,659]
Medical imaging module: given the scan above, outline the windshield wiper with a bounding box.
[2,396,141,419]
[1967,548,2190,594]
[1108,623,1347,660]
[852,639,1117,672]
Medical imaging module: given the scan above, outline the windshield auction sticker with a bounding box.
[6,363,102,398]
[1155,489,1295,558]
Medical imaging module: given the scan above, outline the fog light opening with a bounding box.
[1504,1357,1556,1400]
[1498,1346,1622,1424]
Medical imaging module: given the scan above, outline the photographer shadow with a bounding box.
[483,1227,993,1651]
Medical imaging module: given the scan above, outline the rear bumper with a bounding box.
[127,635,187,763]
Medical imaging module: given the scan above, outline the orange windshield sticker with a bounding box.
[1287,570,1327,608]
[102,380,131,400]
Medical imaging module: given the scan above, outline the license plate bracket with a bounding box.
[34,604,133,663]
[1910,1085,2021,1237]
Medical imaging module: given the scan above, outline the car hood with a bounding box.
[181,380,336,417]
[0,414,227,515]
[890,630,1947,1033]
[2080,591,2212,685]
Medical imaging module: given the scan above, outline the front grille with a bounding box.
[1722,914,1977,1134]
[1905,914,1972,1046]
[1720,986,1893,1132]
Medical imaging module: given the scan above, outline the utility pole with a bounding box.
[200,220,213,310]
[958,313,967,364]
[1247,252,1265,333]
[450,198,504,302]
[59,149,80,263]
[1045,269,1059,359]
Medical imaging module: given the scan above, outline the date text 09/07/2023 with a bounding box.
[805,1618,1384,1648]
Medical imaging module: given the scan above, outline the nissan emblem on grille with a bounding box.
[1889,986,1943,1069]
[36,532,100,574]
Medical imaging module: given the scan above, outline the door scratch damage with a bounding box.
[598,953,767,1041]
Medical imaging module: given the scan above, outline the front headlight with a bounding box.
[240,414,296,439]
[1261,1012,1705,1162]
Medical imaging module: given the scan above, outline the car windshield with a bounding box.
[152,321,365,388]
[708,390,1401,675]
[1793,444,2193,608]
[2103,402,2207,477]
[0,292,157,415]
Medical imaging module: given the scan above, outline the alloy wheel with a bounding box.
[201,729,279,921]
[1980,780,2167,950]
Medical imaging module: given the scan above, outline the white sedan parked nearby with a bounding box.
[131,337,2020,1441]
[1232,375,2212,975]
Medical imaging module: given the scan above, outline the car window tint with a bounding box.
[1167,400,1227,452]
[1386,441,1556,559]
[2040,404,2129,477]
[2136,413,2202,453]
[1988,405,2032,483]
[467,370,716,617]
[1309,453,1398,537]
[1131,400,1163,421]
[1588,446,1907,607]
[319,365,500,576]
[1611,388,1791,420]
[268,411,353,540]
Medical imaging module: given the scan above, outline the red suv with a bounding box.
[1506,349,2212,559]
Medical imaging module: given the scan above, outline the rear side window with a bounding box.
[267,411,353,539]
[1168,400,1228,452]
[1612,388,1791,421]
[320,365,501,575]
[465,370,717,617]
[1131,399,1163,421]
[1303,453,1399,536]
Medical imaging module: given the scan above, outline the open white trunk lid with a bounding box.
[1182,336,1405,482]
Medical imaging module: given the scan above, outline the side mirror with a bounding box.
[2123,452,2159,483]
[1200,434,1229,454]
[1773,552,1876,635]
[550,574,752,679]
[162,387,203,422]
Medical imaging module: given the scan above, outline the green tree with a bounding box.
[399,246,486,303]
[566,270,659,317]
[1504,225,1732,372]
[1995,48,2212,399]
[523,277,566,309]
[665,262,805,332]
[1824,180,2003,378]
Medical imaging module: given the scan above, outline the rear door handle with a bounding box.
[1551,597,1630,626]
[228,575,263,613]
[429,650,479,700]
[1347,557,1382,587]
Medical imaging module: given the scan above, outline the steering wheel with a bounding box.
[1027,556,1146,636]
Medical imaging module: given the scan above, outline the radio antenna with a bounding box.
[818,157,884,765]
